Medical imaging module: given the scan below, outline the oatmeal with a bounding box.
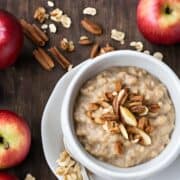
[74,67,175,168]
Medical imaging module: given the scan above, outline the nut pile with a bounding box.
[86,81,160,150]
[56,151,83,180]
[20,0,164,71]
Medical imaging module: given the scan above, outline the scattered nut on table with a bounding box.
[83,7,97,16]
[130,41,143,52]
[111,29,125,44]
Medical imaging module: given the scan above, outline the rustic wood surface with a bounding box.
[0,0,179,179]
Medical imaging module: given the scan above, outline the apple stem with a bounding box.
[4,141,9,149]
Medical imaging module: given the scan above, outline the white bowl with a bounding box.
[61,50,180,180]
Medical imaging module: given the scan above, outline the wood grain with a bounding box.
[0,0,179,179]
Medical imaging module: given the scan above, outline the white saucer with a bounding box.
[41,60,180,180]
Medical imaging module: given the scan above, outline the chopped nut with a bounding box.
[34,7,48,23]
[47,0,54,7]
[56,151,83,179]
[128,127,152,146]
[83,7,97,16]
[79,36,92,45]
[129,94,143,102]
[41,24,48,30]
[112,91,118,96]
[153,52,163,61]
[49,23,57,33]
[68,41,75,52]
[86,111,92,118]
[130,41,143,52]
[99,101,110,108]
[139,106,149,116]
[119,123,129,140]
[24,174,36,180]
[60,38,69,50]
[145,125,154,134]
[149,104,160,113]
[111,29,125,44]
[130,105,148,114]
[131,138,140,144]
[80,36,89,40]
[88,103,99,111]
[67,64,73,72]
[101,112,118,121]
[115,81,122,92]
[94,117,105,124]
[114,141,123,155]
[138,117,148,130]
[50,8,63,22]
[81,18,102,35]
[127,101,143,107]
[102,121,120,133]
[60,38,75,52]
[60,14,72,28]
[105,92,114,102]
[100,43,115,54]
[120,106,137,126]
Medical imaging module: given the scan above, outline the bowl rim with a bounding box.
[61,50,180,179]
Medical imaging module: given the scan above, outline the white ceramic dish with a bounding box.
[61,50,180,180]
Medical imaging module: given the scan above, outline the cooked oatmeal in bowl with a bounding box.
[74,66,175,168]
[61,50,180,179]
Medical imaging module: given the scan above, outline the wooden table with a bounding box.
[0,0,179,179]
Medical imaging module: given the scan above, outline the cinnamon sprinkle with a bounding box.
[48,47,71,69]
[20,19,48,46]
[33,48,54,71]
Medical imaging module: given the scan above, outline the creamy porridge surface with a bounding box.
[74,67,175,168]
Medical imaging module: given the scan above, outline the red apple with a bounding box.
[0,10,23,69]
[0,110,31,169]
[0,172,18,180]
[137,0,180,45]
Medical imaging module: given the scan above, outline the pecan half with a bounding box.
[129,94,144,102]
[127,101,142,107]
[81,18,102,35]
[130,105,148,114]
[90,43,100,58]
[79,38,93,45]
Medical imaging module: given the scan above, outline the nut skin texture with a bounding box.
[0,10,23,69]
[81,18,102,35]
[137,0,180,45]
[0,110,31,169]
[0,172,18,180]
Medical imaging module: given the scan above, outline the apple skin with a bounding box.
[137,0,180,45]
[0,10,23,69]
[0,172,18,180]
[0,110,31,169]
